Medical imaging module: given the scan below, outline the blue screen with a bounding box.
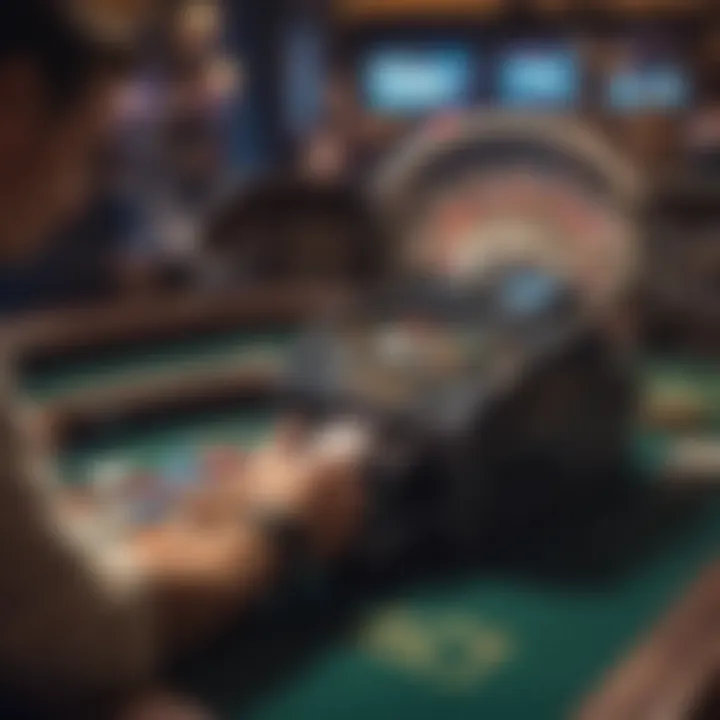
[607,64,690,112]
[497,270,564,318]
[499,44,580,109]
[362,45,474,115]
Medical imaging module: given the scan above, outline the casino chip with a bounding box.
[160,449,201,490]
[87,459,135,534]
[90,459,131,501]
[124,472,168,527]
[200,445,245,484]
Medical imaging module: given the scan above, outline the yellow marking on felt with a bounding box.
[641,381,707,431]
[358,607,515,693]
[666,437,720,477]
[361,609,436,673]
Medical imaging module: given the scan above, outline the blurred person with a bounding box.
[0,3,367,718]
[301,125,352,183]
[0,144,144,314]
[90,0,244,297]
[299,73,390,182]
[118,0,242,288]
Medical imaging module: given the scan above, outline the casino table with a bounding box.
[19,317,720,482]
[12,313,720,720]
[58,399,720,720]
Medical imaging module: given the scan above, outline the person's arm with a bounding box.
[0,386,366,707]
[127,514,280,659]
[129,420,368,658]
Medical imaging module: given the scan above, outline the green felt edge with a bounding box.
[23,331,296,403]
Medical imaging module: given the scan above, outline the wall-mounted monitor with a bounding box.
[604,39,691,113]
[360,44,475,116]
[498,42,581,110]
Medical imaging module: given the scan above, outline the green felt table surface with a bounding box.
[28,335,720,720]
[211,519,720,720]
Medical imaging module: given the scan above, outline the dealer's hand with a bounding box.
[242,419,370,559]
[125,420,369,660]
[172,419,369,558]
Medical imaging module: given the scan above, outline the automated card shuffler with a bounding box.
[288,270,634,567]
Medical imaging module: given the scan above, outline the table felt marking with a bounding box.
[358,606,515,693]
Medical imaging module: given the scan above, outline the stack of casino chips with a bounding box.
[639,363,720,481]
